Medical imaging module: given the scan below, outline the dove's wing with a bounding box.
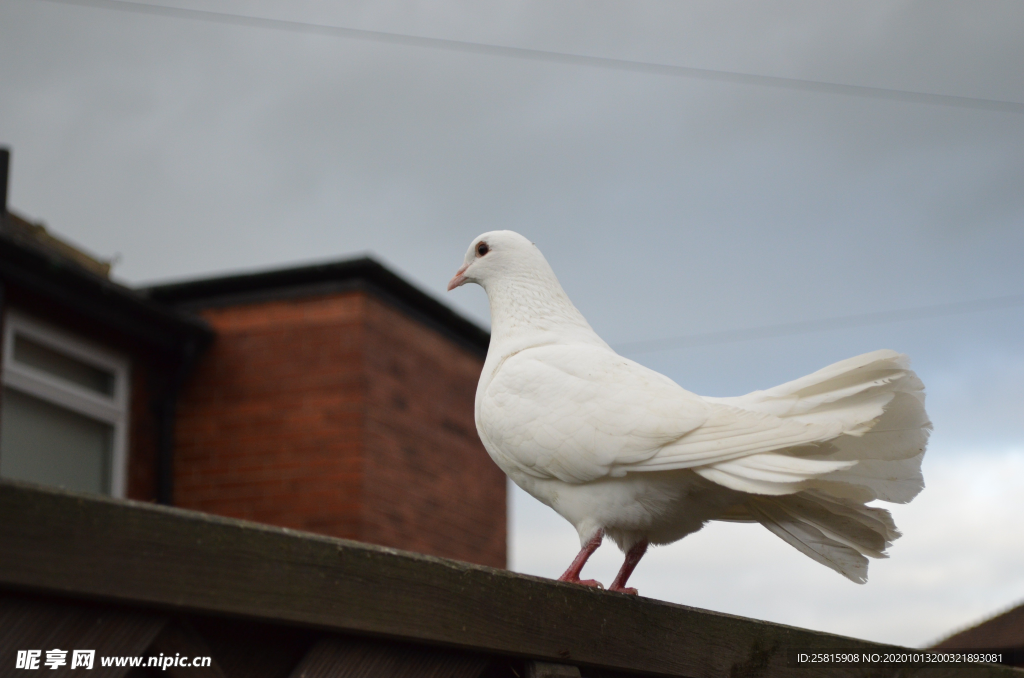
[633,404,844,473]
[480,344,846,484]
[479,344,709,483]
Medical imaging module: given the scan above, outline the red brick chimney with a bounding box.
[148,260,505,568]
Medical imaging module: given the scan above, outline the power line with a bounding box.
[612,292,1024,355]
[36,0,1024,115]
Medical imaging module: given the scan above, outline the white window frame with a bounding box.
[1,310,131,497]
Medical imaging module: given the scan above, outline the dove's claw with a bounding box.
[608,540,648,595]
[557,576,604,589]
[557,530,605,585]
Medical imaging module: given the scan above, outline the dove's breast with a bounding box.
[475,343,708,484]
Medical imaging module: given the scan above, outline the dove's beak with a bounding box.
[447,263,470,291]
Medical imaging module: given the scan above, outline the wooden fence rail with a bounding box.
[0,480,1019,677]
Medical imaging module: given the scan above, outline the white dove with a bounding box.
[447,231,930,594]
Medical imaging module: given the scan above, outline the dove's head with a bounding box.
[447,230,549,292]
[448,230,596,341]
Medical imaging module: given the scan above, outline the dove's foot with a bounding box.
[564,578,604,589]
[608,540,648,595]
[558,530,605,584]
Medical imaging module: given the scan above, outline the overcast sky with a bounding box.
[2,0,1022,648]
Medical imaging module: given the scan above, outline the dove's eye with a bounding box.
[476,242,489,257]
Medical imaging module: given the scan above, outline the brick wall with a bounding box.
[173,290,505,568]
[125,364,159,501]
[361,295,505,568]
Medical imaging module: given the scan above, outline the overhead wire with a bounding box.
[28,0,1024,353]
[612,292,1024,354]
[34,0,1024,115]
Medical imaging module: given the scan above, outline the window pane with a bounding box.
[0,387,113,495]
[12,334,115,396]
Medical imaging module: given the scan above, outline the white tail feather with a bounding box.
[699,349,930,501]
[746,493,900,583]
[696,455,855,495]
[699,350,930,582]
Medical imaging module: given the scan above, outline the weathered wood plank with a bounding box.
[288,637,488,678]
[0,481,1019,678]
[147,622,228,678]
[0,594,167,678]
[525,661,582,678]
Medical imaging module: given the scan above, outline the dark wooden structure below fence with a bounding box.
[1,480,1020,678]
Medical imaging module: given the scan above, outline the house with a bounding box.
[0,148,504,568]
[146,258,503,567]
[932,602,1024,667]
[0,149,212,504]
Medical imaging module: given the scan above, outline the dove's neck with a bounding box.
[482,267,609,359]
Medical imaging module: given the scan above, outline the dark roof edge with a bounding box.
[930,599,1024,649]
[143,257,490,357]
[3,210,112,279]
[0,229,214,356]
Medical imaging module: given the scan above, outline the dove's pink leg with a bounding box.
[557,530,604,588]
[608,540,648,595]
